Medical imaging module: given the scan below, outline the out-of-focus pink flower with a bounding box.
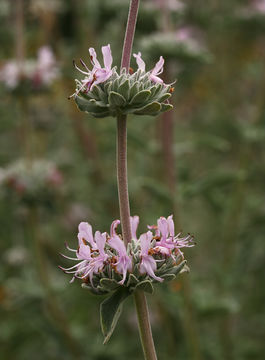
[35,46,59,86]
[133,52,165,84]
[139,231,163,282]
[153,0,185,11]
[0,45,59,90]
[251,0,265,13]
[0,61,20,89]
[46,168,63,186]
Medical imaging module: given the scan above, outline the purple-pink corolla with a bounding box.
[60,225,108,284]
[154,215,194,257]
[60,215,193,290]
[108,220,132,284]
[139,231,163,282]
[71,44,113,97]
[133,52,165,84]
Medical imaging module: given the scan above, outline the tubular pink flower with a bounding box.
[149,56,164,84]
[155,215,194,257]
[108,234,132,285]
[88,44,113,88]
[133,52,146,71]
[139,231,163,282]
[130,215,139,240]
[133,52,165,85]
[70,44,113,98]
[61,222,109,284]
[78,222,97,250]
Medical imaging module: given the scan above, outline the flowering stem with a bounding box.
[121,0,140,71]
[134,291,158,360]
[116,113,132,246]
[117,2,157,360]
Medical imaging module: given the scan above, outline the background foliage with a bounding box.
[0,0,264,359]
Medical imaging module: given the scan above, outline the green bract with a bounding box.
[74,68,173,118]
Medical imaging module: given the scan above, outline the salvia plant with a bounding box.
[70,45,174,117]
[62,1,195,359]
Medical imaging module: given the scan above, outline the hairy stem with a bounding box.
[121,0,140,71]
[117,2,157,359]
[134,291,158,360]
[116,114,132,246]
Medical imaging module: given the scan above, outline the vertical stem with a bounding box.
[121,0,140,71]
[117,1,157,359]
[116,114,132,246]
[15,0,25,71]
[134,291,158,360]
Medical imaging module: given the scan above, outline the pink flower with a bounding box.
[78,222,97,250]
[130,215,139,240]
[108,219,132,284]
[71,44,113,97]
[35,46,59,85]
[60,225,108,284]
[155,215,194,257]
[133,52,165,84]
[139,231,163,282]
[0,61,20,89]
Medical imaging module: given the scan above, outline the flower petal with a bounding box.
[102,44,113,70]
[139,231,153,255]
[95,231,107,255]
[133,52,146,71]
[130,215,139,240]
[89,47,101,68]
[109,234,127,256]
[167,215,174,237]
[110,219,120,237]
[151,56,164,76]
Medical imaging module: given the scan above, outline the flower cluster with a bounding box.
[70,44,174,118]
[0,46,59,91]
[0,159,63,207]
[140,28,212,65]
[60,215,194,295]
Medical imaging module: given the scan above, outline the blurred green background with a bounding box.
[0,0,265,359]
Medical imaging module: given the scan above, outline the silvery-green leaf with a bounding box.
[161,274,176,282]
[92,85,107,102]
[161,103,173,112]
[158,93,172,102]
[168,260,187,275]
[108,91,126,107]
[180,264,190,274]
[100,287,131,344]
[130,90,151,105]
[100,278,120,291]
[81,283,107,295]
[134,101,161,115]
[126,273,139,287]
[118,80,130,100]
[135,280,154,294]
[112,78,120,92]
[129,82,139,99]
[91,111,111,118]
[75,96,107,113]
